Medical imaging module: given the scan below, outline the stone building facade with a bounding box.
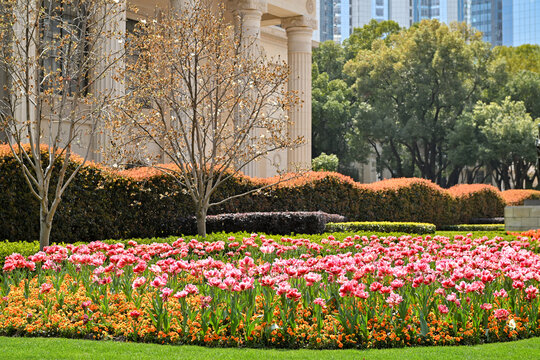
[133,1,316,177]
[1,0,317,178]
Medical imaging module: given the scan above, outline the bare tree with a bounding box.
[0,0,125,250]
[109,0,301,236]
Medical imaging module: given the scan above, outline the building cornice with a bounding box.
[281,15,317,30]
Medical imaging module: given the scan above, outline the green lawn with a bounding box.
[0,336,539,360]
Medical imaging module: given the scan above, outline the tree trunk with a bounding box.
[196,206,207,238]
[39,210,52,251]
[446,167,461,188]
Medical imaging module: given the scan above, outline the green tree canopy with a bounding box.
[449,98,538,189]
[312,40,346,81]
[493,44,540,74]
[312,152,339,172]
[343,19,402,60]
[312,69,360,166]
[504,70,540,120]
[344,20,494,187]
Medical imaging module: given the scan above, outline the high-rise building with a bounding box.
[319,0,335,42]
[462,0,539,47]
[350,0,462,32]
[316,0,538,46]
[464,1,503,46]
[350,0,409,29]
[502,0,540,46]
[316,0,351,43]
[413,0,462,24]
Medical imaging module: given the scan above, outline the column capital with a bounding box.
[281,15,317,31]
[228,0,267,13]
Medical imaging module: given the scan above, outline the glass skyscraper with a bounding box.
[319,0,335,42]
[465,0,503,46]
[502,0,540,46]
[414,0,448,22]
[317,0,351,43]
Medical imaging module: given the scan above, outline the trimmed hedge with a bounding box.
[203,212,345,235]
[447,184,505,223]
[438,224,505,231]
[0,241,39,263]
[157,212,346,235]
[469,217,504,224]
[501,189,540,206]
[325,221,437,235]
[0,146,516,243]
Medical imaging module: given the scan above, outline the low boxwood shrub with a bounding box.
[325,221,436,234]
[0,241,39,263]
[438,224,505,231]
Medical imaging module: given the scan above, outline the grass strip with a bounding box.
[0,336,539,360]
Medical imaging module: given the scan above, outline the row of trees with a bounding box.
[313,19,540,189]
[0,0,300,248]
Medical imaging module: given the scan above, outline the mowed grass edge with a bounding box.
[0,336,539,360]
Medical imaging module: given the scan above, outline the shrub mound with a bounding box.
[0,146,520,242]
[326,221,436,234]
[501,189,540,206]
[204,212,345,235]
[448,184,505,223]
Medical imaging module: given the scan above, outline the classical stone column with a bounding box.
[231,0,267,46]
[93,3,126,162]
[282,16,315,172]
[230,0,267,177]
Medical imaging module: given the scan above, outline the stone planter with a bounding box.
[505,200,540,231]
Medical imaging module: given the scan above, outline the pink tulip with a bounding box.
[494,308,510,321]
[386,292,403,308]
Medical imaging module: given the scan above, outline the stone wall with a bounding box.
[505,206,540,231]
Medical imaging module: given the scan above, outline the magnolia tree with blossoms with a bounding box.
[108,0,301,237]
[0,0,125,250]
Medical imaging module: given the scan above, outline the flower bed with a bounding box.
[1,233,539,349]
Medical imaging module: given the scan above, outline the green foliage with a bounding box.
[448,185,507,223]
[505,70,540,120]
[312,41,346,81]
[325,221,436,234]
[438,224,505,231]
[449,98,537,189]
[311,23,539,189]
[0,152,194,243]
[311,20,402,176]
[344,20,493,187]
[312,153,339,172]
[312,55,358,169]
[0,241,39,263]
[0,150,508,242]
[343,19,402,60]
[493,45,540,74]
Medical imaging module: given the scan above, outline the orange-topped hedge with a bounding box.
[0,147,525,242]
[447,184,505,223]
[501,189,540,206]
